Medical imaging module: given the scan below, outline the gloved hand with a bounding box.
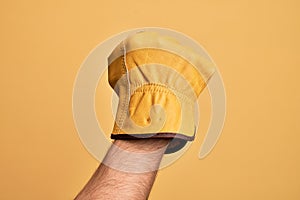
[108,31,215,153]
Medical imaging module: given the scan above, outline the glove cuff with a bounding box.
[111,83,197,140]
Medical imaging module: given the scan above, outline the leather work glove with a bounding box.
[108,31,216,153]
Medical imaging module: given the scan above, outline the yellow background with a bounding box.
[1,0,300,199]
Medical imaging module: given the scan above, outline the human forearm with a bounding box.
[75,139,170,200]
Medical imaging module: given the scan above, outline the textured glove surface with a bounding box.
[108,31,215,144]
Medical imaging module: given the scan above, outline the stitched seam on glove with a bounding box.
[115,42,129,134]
[131,82,205,104]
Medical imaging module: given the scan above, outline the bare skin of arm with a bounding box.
[75,139,171,200]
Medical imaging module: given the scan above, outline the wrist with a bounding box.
[113,139,171,153]
[102,139,171,173]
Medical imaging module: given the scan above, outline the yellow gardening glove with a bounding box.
[108,31,215,153]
